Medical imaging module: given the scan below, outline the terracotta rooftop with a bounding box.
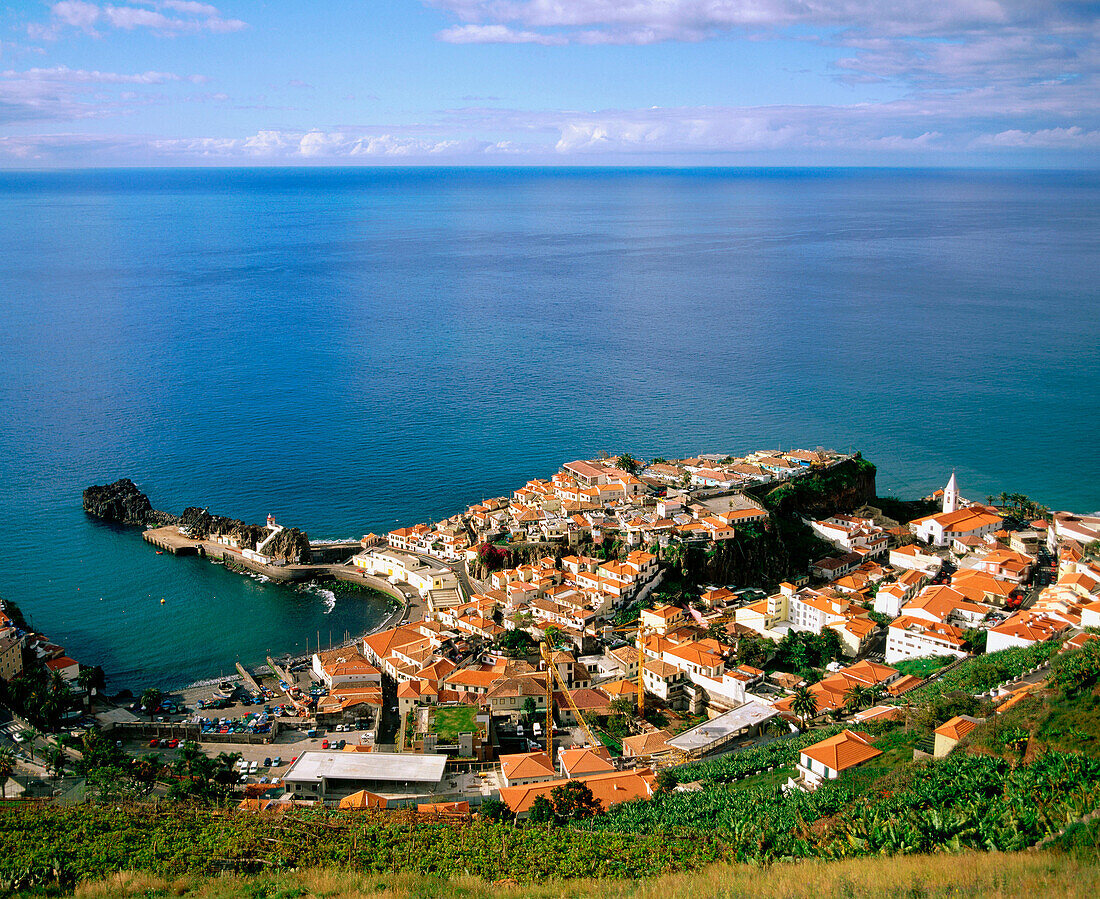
[800,729,882,773]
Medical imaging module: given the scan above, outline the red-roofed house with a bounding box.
[499,751,557,787]
[499,767,656,819]
[791,729,881,790]
[44,656,79,681]
[558,746,614,778]
[933,715,984,757]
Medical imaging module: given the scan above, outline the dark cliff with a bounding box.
[83,481,311,563]
[675,457,879,589]
[178,507,312,563]
[82,479,157,525]
[751,456,878,518]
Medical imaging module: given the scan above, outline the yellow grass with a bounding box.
[69,850,1099,899]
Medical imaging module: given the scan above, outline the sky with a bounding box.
[0,0,1098,167]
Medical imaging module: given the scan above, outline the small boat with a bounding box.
[156,550,164,555]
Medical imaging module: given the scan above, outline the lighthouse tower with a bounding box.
[942,472,960,514]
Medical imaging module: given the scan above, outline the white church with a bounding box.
[908,473,1003,548]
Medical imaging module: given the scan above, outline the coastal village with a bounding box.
[3,449,1100,822]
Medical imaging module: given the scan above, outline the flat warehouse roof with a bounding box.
[283,751,448,784]
[668,702,779,753]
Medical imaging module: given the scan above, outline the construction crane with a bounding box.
[610,620,651,715]
[540,641,600,752]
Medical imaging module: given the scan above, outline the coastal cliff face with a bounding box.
[752,456,878,518]
[178,507,312,563]
[677,457,879,588]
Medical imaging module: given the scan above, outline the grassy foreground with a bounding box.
[66,851,1100,899]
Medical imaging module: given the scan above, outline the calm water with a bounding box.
[0,168,1097,690]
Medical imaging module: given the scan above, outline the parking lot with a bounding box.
[120,723,376,783]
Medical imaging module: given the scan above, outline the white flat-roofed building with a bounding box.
[352,549,458,597]
[889,544,943,574]
[282,751,448,803]
[666,701,779,759]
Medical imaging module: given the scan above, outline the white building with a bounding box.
[352,549,458,597]
[790,729,882,792]
[889,544,943,574]
[282,751,448,804]
[885,616,968,664]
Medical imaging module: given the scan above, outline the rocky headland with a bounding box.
[178,507,312,563]
[82,478,312,563]
[82,478,177,527]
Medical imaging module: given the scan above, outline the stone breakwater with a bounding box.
[83,478,311,563]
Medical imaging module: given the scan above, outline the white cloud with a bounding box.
[30,1,247,38]
[51,1,102,31]
[3,65,182,84]
[0,65,203,124]
[972,125,1100,148]
[439,24,566,45]
[428,1,1091,41]
[3,99,1098,164]
[426,0,1100,112]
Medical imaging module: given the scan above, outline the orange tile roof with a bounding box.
[800,729,882,773]
[621,730,674,756]
[559,746,614,776]
[934,714,983,741]
[886,674,925,695]
[499,767,655,815]
[500,751,557,781]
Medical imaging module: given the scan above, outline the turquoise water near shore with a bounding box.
[0,168,1097,690]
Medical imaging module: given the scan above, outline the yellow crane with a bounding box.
[541,641,600,751]
[636,622,648,714]
[611,619,651,715]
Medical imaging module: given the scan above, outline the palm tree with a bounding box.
[76,667,98,697]
[845,685,868,714]
[0,746,14,798]
[791,686,818,730]
[141,687,163,719]
[47,746,66,779]
[20,728,40,763]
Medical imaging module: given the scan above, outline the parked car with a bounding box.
[321,739,330,749]
[168,738,179,749]
[148,738,159,748]
[263,757,272,767]
[272,756,282,767]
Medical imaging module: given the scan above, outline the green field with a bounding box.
[894,656,952,678]
[429,706,480,742]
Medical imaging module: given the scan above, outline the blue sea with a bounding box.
[0,167,1097,691]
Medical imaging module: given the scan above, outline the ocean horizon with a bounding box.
[1,166,1097,691]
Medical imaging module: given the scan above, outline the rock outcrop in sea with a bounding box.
[83,478,162,525]
[83,480,311,563]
